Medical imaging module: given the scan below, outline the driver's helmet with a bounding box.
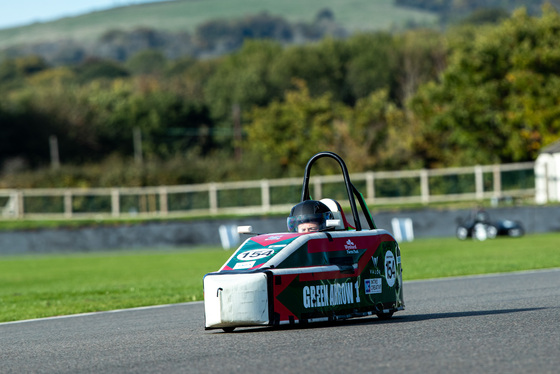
[287,200,333,233]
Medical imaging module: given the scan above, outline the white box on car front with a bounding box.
[204,273,269,329]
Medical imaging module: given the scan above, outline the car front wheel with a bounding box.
[456,226,469,240]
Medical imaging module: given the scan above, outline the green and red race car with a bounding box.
[203,152,404,332]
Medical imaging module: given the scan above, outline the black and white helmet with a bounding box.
[287,200,333,233]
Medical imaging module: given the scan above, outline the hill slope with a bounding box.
[0,0,437,49]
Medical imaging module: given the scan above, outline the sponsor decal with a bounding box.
[385,251,396,287]
[364,278,382,294]
[344,239,357,250]
[302,282,361,309]
[370,256,381,275]
[237,249,275,261]
[265,236,283,241]
[307,235,380,253]
[251,233,300,246]
[344,239,359,254]
[233,261,255,269]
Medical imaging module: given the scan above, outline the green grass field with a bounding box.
[1,233,559,323]
[0,0,437,48]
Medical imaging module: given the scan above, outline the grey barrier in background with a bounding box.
[1,205,558,255]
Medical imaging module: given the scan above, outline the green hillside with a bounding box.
[0,0,437,49]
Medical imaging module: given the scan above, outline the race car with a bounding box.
[203,151,404,332]
[456,209,525,240]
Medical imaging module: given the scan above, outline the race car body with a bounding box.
[203,152,404,331]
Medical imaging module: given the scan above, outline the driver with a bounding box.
[287,200,333,233]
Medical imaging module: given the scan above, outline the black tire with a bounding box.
[376,311,394,320]
[222,327,235,333]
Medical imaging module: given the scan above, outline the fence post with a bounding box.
[420,169,430,204]
[475,165,484,200]
[209,183,218,214]
[313,177,322,201]
[366,172,375,204]
[16,190,24,218]
[493,164,502,199]
[159,187,168,216]
[9,190,23,218]
[261,179,270,212]
[3,190,18,218]
[64,190,72,218]
[111,188,120,217]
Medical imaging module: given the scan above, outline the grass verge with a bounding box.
[400,233,560,279]
[1,233,559,323]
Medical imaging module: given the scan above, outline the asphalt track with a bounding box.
[2,269,559,373]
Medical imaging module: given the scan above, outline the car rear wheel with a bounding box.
[508,227,524,237]
[486,225,498,239]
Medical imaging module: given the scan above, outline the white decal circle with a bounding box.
[385,251,396,287]
[236,249,274,261]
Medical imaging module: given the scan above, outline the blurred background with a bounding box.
[1,0,559,227]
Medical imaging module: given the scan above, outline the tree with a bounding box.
[242,80,349,175]
[269,38,351,103]
[409,5,560,167]
[74,58,129,83]
[125,50,167,75]
[242,81,408,175]
[0,56,48,90]
[86,77,213,159]
[459,7,510,25]
[345,32,398,103]
[194,12,294,54]
[0,90,56,168]
[393,29,446,104]
[204,40,284,147]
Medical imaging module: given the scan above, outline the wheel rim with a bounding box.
[457,227,468,240]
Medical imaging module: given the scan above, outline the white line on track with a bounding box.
[0,301,203,326]
[404,267,560,283]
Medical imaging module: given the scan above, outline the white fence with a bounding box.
[0,162,536,220]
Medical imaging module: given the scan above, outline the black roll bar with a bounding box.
[300,151,375,231]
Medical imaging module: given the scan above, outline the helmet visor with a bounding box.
[287,212,332,233]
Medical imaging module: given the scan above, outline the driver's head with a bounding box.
[287,200,333,233]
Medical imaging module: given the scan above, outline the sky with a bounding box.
[0,0,161,30]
